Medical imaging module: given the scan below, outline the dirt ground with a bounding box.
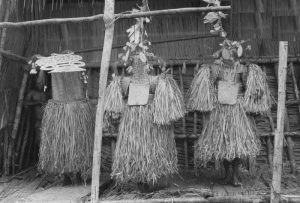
[0,165,299,203]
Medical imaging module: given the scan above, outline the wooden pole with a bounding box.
[290,62,300,119]
[179,66,188,169]
[9,70,29,174]
[0,0,10,72]
[271,41,288,203]
[274,63,296,174]
[0,6,230,28]
[91,0,115,202]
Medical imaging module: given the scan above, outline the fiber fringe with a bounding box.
[104,76,124,115]
[39,99,94,180]
[112,105,178,184]
[186,64,214,112]
[153,75,185,125]
[194,101,260,167]
[243,64,272,114]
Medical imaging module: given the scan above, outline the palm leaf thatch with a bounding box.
[21,0,95,14]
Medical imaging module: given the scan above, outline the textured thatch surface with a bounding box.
[231,0,300,56]
[36,0,228,65]
[39,99,94,179]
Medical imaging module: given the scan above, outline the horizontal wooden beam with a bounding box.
[85,56,300,68]
[0,6,230,28]
[0,48,28,64]
[101,131,300,138]
[75,33,219,54]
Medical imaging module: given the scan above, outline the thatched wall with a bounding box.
[231,0,300,57]
[36,0,230,65]
[0,0,46,174]
[1,0,300,175]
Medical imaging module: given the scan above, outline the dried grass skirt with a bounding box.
[111,105,178,184]
[194,101,260,167]
[38,99,94,180]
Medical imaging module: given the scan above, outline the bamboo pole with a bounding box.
[0,0,10,72]
[271,41,288,203]
[3,127,9,176]
[179,66,188,169]
[263,66,274,166]
[91,0,115,202]
[8,70,29,174]
[19,114,30,169]
[0,6,230,28]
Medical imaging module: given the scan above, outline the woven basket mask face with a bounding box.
[217,64,239,105]
[127,55,150,106]
[217,80,239,105]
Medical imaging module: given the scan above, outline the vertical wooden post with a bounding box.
[290,62,300,120]
[263,66,274,166]
[274,63,296,174]
[179,65,188,169]
[271,41,288,203]
[0,0,10,73]
[9,70,29,175]
[254,0,263,37]
[91,0,115,202]
[60,24,69,50]
[193,64,198,136]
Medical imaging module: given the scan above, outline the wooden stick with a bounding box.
[271,41,288,203]
[3,127,9,175]
[263,66,274,166]
[25,126,34,169]
[274,63,296,174]
[85,56,300,69]
[0,48,28,65]
[193,64,198,135]
[15,109,27,170]
[91,0,115,202]
[101,130,300,139]
[60,24,69,50]
[75,34,219,54]
[19,113,30,169]
[9,70,29,174]
[0,6,230,28]
[254,0,263,37]
[179,66,188,169]
[289,0,300,32]
[0,0,10,71]
[290,62,300,119]
[287,62,299,174]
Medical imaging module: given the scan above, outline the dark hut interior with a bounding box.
[0,0,300,202]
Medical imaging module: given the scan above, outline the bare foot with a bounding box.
[231,175,242,187]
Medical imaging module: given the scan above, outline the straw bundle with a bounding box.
[104,76,124,119]
[39,72,94,180]
[153,75,185,125]
[194,100,260,167]
[112,105,178,184]
[39,99,94,180]
[186,64,214,112]
[243,64,272,114]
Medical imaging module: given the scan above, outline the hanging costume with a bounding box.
[104,55,185,184]
[35,53,94,180]
[187,60,272,167]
